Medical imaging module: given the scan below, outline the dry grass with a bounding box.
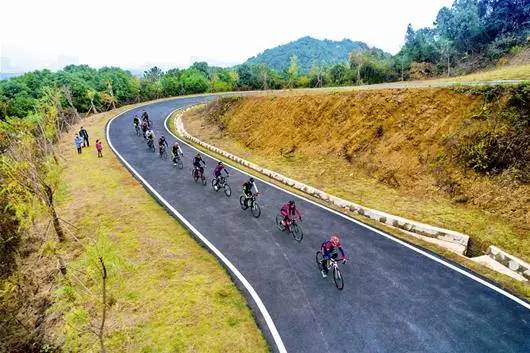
[48,105,268,352]
[182,89,529,264]
[437,64,530,82]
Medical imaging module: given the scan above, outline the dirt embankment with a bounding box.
[187,86,529,260]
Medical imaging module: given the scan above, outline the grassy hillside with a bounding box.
[183,87,529,264]
[244,36,370,73]
[45,107,268,352]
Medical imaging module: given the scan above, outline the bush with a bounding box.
[455,85,530,182]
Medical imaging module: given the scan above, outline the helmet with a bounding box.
[330,234,341,247]
[249,177,255,183]
[288,200,295,206]
[218,161,223,165]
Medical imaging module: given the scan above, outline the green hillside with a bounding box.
[244,36,372,73]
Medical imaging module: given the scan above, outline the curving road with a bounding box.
[107,96,530,353]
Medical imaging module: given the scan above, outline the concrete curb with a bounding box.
[487,246,530,281]
[174,109,470,253]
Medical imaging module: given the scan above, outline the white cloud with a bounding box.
[0,0,454,72]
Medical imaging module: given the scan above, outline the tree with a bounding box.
[236,64,253,89]
[287,55,299,88]
[191,62,209,77]
[143,66,163,82]
[435,0,486,54]
[329,64,349,85]
[180,69,209,94]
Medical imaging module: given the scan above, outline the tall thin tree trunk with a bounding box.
[98,257,107,353]
[44,184,65,242]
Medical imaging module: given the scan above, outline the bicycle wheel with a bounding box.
[163,151,168,160]
[239,196,248,210]
[193,169,199,183]
[224,184,232,197]
[211,179,219,191]
[251,201,261,218]
[291,222,303,242]
[177,159,183,169]
[275,215,285,231]
[201,175,207,186]
[315,251,324,271]
[333,267,344,290]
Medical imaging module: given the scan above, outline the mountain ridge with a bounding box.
[244,36,377,73]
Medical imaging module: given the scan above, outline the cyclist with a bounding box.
[158,135,168,156]
[133,115,140,130]
[171,142,184,165]
[193,153,206,178]
[212,161,229,190]
[141,110,150,126]
[320,234,347,278]
[280,200,302,227]
[146,129,155,148]
[141,120,148,139]
[242,177,259,207]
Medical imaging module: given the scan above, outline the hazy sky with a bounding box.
[1,0,454,73]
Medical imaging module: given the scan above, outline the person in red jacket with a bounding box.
[280,200,302,227]
[95,139,103,158]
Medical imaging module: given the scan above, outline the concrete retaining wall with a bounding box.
[174,109,470,251]
[487,246,530,280]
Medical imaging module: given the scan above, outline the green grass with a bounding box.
[49,106,269,352]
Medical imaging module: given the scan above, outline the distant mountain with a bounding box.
[244,36,373,73]
[0,72,22,80]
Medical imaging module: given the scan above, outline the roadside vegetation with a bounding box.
[182,86,529,264]
[49,109,268,352]
[0,104,269,352]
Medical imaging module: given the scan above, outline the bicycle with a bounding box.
[275,215,303,242]
[240,193,261,218]
[146,139,155,153]
[173,154,184,169]
[134,124,141,136]
[192,166,207,185]
[159,145,168,159]
[212,175,232,197]
[315,251,344,290]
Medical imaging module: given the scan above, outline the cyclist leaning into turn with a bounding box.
[158,135,168,148]
[193,153,207,176]
[213,161,229,190]
[158,135,169,156]
[280,200,302,227]
[242,177,259,207]
[146,129,155,145]
[171,141,184,164]
[320,234,347,278]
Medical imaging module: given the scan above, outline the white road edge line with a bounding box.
[106,102,288,353]
[166,104,530,311]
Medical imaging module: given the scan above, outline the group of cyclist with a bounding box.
[133,111,347,279]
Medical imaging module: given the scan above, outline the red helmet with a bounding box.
[330,234,341,247]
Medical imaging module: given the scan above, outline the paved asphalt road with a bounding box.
[108,96,530,353]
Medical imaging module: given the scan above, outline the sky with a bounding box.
[0,0,454,73]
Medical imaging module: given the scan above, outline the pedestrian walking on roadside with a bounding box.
[96,139,103,158]
[79,126,90,147]
[74,134,83,154]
